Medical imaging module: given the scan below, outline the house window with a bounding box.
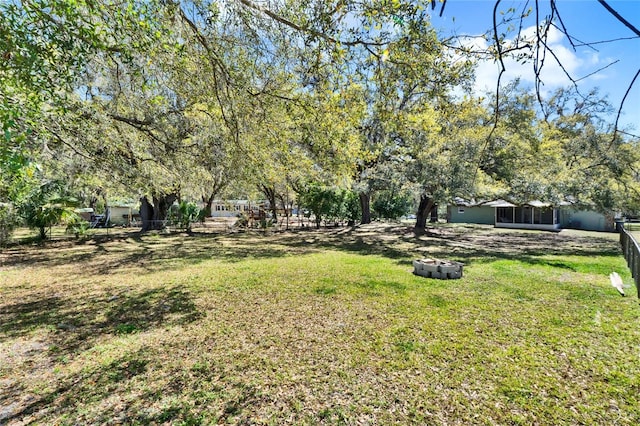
[458,207,465,214]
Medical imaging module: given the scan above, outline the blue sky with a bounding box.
[429,0,640,134]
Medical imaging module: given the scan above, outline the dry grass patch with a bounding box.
[1,224,639,424]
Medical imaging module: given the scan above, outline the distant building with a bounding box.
[210,200,266,218]
[448,199,614,232]
[110,205,139,226]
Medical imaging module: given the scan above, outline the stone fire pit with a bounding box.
[413,258,464,279]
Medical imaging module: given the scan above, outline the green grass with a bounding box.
[1,224,639,424]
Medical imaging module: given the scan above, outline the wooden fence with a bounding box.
[619,224,640,298]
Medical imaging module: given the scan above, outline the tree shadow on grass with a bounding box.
[2,344,264,425]
[0,284,205,422]
[287,234,412,260]
[284,224,624,275]
[0,231,303,277]
[1,224,624,279]
[1,349,151,424]
[0,286,202,352]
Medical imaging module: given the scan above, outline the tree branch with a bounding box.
[612,68,640,139]
[597,0,640,37]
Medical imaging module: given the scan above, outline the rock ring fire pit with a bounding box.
[413,258,464,279]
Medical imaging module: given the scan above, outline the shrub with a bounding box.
[65,216,89,239]
[168,201,201,232]
[298,185,359,228]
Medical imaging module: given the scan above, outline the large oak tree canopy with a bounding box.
[1,0,639,231]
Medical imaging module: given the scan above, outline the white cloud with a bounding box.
[461,25,609,95]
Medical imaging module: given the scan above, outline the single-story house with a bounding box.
[210,200,264,218]
[448,199,614,232]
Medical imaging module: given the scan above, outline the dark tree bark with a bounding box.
[430,204,439,223]
[415,194,435,231]
[359,192,371,224]
[278,193,291,230]
[260,184,278,224]
[202,193,216,219]
[140,193,177,232]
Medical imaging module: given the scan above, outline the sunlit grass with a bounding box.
[1,224,639,424]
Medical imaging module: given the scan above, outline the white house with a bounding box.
[210,200,266,218]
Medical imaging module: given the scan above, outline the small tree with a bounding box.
[299,185,349,228]
[22,198,79,240]
[18,182,79,240]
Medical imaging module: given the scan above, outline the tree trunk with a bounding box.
[260,185,278,224]
[202,193,216,219]
[88,188,106,213]
[359,192,371,224]
[415,194,435,231]
[140,193,177,232]
[278,193,290,231]
[430,204,438,223]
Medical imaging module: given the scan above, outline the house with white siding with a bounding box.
[210,200,269,218]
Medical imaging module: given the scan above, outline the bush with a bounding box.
[298,185,359,228]
[344,191,361,225]
[65,216,89,238]
[0,203,18,246]
[17,181,79,240]
[168,201,201,232]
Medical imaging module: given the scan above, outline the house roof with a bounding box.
[483,200,516,208]
[453,198,572,208]
[526,200,550,208]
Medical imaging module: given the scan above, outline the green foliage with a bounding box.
[65,215,90,239]
[1,0,637,233]
[168,201,201,232]
[344,190,362,224]
[298,185,357,227]
[17,182,79,240]
[0,203,18,246]
[372,190,413,220]
[235,212,250,228]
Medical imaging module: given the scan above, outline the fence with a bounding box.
[619,222,640,298]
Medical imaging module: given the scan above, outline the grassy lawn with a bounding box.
[1,224,639,424]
